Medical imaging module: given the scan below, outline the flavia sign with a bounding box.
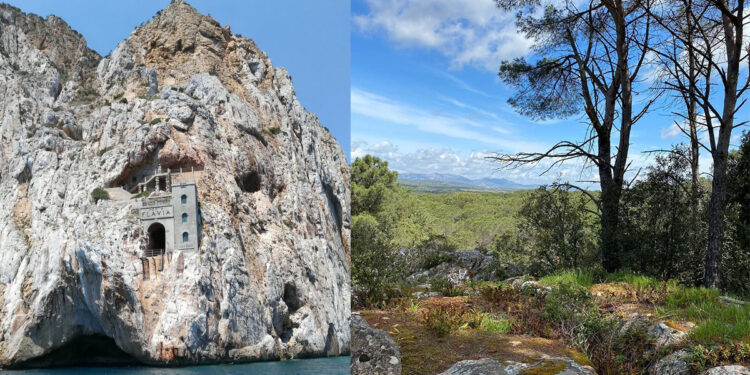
[140,206,173,220]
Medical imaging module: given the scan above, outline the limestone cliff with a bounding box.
[0,0,350,367]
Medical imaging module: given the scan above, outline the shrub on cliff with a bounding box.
[91,187,110,202]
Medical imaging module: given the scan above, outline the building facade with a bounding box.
[136,169,200,256]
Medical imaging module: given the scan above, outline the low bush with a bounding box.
[479,315,511,333]
[539,269,597,288]
[430,277,465,297]
[418,303,482,336]
[91,187,110,202]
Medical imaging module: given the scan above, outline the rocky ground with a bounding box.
[0,0,349,367]
[351,250,750,375]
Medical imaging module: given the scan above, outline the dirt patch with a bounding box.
[360,308,586,375]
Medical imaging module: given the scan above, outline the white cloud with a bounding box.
[351,88,544,153]
[353,0,531,71]
[350,140,604,186]
[661,122,683,139]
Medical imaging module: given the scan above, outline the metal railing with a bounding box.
[142,196,172,207]
[143,248,165,257]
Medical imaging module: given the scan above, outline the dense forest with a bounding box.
[351,139,750,373]
[353,133,750,302]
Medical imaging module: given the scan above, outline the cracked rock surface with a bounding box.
[0,0,349,367]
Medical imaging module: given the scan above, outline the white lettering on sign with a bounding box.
[140,206,173,220]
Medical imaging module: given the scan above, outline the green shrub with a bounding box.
[91,188,110,202]
[479,315,511,333]
[98,146,114,156]
[352,213,407,307]
[539,269,597,288]
[418,303,481,336]
[430,277,464,297]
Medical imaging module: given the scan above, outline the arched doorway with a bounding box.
[146,222,165,257]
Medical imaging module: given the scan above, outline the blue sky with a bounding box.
[351,0,748,186]
[5,0,350,156]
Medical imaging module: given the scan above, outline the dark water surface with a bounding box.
[0,357,350,375]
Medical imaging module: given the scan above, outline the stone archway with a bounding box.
[146,222,166,256]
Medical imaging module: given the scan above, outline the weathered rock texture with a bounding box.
[350,315,401,375]
[439,358,597,375]
[0,0,349,367]
[706,366,750,375]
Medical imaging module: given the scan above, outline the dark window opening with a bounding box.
[181,194,187,204]
[182,213,188,223]
[182,232,189,242]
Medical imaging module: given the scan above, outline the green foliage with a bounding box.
[351,213,406,307]
[98,146,114,156]
[430,277,464,297]
[499,57,582,121]
[660,285,750,346]
[691,342,750,371]
[351,155,399,215]
[268,126,282,135]
[149,118,162,125]
[132,190,151,199]
[91,187,109,203]
[538,270,597,288]
[479,315,511,333]
[418,303,482,337]
[513,187,599,274]
[619,146,708,286]
[723,131,750,296]
[605,270,662,289]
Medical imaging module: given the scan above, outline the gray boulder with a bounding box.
[351,315,401,375]
[440,358,596,375]
[439,358,513,375]
[649,350,692,375]
[648,322,689,348]
[706,366,750,375]
[408,249,522,285]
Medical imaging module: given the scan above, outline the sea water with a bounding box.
[0,357,350,375]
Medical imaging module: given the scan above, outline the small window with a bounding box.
[182,232,189,242]
[181,194,187,204]
[182,213,188,223]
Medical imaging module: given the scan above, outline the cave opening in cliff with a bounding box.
[236,170,261,193]
[12,335,140,368]
[147,222,166,255]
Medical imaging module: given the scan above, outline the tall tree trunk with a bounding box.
[600,181,622,272]
[705,154,728,287]
[704,1,741,288]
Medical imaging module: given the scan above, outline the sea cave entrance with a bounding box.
[146,222,166,257]
[12,335,140,368]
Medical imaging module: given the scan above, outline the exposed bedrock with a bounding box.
[0,0,350,367]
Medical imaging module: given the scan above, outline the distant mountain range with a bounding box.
[398,173,538,193]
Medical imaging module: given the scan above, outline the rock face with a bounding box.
[350,315,401,375]
[407,249,522,285]
[439,358,510,375]
[649,350,691,375]
[0,0,349,367]
[706,366,750,375]
[439,358,597,375]
[648,322,689,348]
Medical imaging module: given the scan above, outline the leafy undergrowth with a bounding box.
[360,301,590,375]
[358,270,750,374]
